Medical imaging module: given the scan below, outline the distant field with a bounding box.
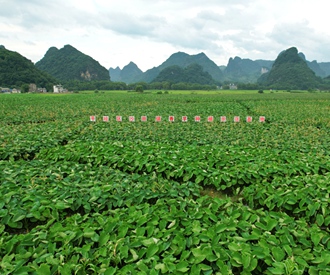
[1,92,330,274]
[80,89,292,95]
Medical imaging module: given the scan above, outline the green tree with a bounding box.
[21,84,29,93]
[135,85,144,93]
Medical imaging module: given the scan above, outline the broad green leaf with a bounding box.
[36,264,51,275]
[316,214,324,226]
[104,267,117,275]
[146,243,159,258]
[176,261,189,273]
[272,246,285,262]
[191,247,206,264]
[311,232,323,246]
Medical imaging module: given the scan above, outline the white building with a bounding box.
[53,85,64,93]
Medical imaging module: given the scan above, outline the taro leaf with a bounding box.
[136,227,146,237]
[0,208,8,217]
[190,264,201,275]
[228,242,242,252]
[104,267,117,275]
[137,261,148,272]
[283,244,292,256]
[195,175,204,184]
[83,228,95,238]
[271,247,285,262]
[12,266,33,274]
[119,245,129,259]
[191,247,206,264]
[129,249,139,262]
[215,223,227,233]
[311,232,323,246]
[12,211,26,223]
[191,220,202,233]
[99,232,110,246]
[0,254,15,271]
[308,266,319,275]
[316,214,324,226]
[36,264,51,275]
[146,243,159,258]
[180,250,191,260]
[231,251,242,266]
[213,246,229,261]
[265,216,278,231]
[7,220,23,229]
[55,201,68,210]
[0,224,4,234]
[246,257,258,272]
[324,215,330,226]
[167,220,176,229]
[308,202,320,216]
[198,263,212,272]
[242,252,251,269]
[141,238,157,247]
[155,263,167,273]
[216,260,229,275]
[176,261,189,273]
[118,224,129,238]
[203,246,216,262]
[295,256,309,267]
[268,262,285,274]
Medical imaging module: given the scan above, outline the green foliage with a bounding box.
[135,85,144,93]
[35,45,110,82]
[258,47,322,90]
[20,84,29,93]
[0,47,57,87]
[1,92,330,274]
[152,63,216,85]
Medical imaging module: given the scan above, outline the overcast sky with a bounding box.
[1,0,329,71]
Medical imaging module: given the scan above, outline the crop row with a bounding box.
[34,140,330,224]
[0,159,200,231]
[1,189,330,274]
[1,92,330,274]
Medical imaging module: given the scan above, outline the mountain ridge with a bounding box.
[110,51,224,84]
[0,46,57,90]
[110,51,330,84]
[257,47,321,89]
[35,45,110,82]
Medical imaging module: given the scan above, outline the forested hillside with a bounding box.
[152,64,215,85]
[258,47,322,90]
[0,46,57,90]
[36,45,110,82]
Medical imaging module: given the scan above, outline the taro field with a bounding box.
[1,91,330,275]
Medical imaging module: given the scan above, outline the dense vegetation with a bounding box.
[64,80,218,92]
[258,47,322,90]
[35,45,110,82]
[152,64,216,85]
[0,46,57,90]
[0,91,330,274]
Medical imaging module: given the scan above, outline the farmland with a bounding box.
[1,91,330,275]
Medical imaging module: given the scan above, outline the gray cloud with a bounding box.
[1,0,329,69]
[99,13,166,37]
